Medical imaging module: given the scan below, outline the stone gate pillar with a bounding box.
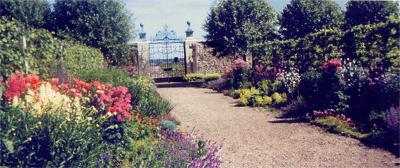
[184,38,199,74]
[136,41,150,76]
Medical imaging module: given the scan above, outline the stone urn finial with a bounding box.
[139,23,146,40]
[185,21,194,38]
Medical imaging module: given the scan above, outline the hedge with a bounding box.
[256,17,400,72]
[343,16,400,71]
[0,18,104,79]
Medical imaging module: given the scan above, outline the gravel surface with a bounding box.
[158,87,398,168]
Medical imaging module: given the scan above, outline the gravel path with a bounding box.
[158,87,397,168]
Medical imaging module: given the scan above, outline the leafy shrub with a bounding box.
[230,89,241,99]
[319,59,349,112]
[271,92,287,105]
[0,19,104,79]
[207,78,229,92]
[311,116,368,139]
[61,42,104,76]
[384,105,399,145]
[257,80,270,95]
[254,96,272,106]
[136,96,173,117]
[127,76,173,117]
[76,68,131,86]
[161,120,178,131]
[270,80,283,93]
[260,17,400,73]
[280,97,309,118]
[256,39,298,68]
[343,17,400,71]
[223,59,251,89]
[51,0,133,65]
[0,107,106,167]
[238,88,260,106]
[184,73,221,82]
[296,28,345,72]
[184,73,204,82]
[204,73,222,82]
[298,69,322,110]
[0,0,51,28]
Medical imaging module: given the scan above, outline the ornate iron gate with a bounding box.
[149,25,186,81]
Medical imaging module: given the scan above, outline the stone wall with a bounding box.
[188,41,234,74]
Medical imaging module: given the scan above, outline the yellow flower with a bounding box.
[15,82,86,122]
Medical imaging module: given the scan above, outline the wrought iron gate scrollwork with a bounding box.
[149,25,186,80]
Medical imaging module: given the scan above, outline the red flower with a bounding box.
[322,59,342,71]
[25,74,41,90]
[50,78,59,85]
[4,72,28,101]
[93,81,101,87]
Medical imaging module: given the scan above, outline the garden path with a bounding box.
[158,87,397,168]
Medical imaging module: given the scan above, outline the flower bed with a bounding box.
[0,72,221,167]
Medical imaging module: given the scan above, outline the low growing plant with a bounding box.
[238,88,261,106]
[280,96,309,118]
[271,92,287,106]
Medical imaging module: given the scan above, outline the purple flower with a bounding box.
[160,130,222,168]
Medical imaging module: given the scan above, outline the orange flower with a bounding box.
[108,106,117,113]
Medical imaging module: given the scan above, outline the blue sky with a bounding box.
[123,0,348,40]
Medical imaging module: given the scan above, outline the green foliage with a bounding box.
[296,28,345,72]
[270,80,283,93]
[125,137,165,167]
[62,42,104,76]
[204,0,278,59]
[343,17,400,71]
[254,96,272,106]
[184,73,221,82]
[76,68,132,85]
[184,73,204,82]
[260,18,399,73]
[127,76,173,117]
[280,97,309,118]
[51,0,133,65]
[238,88,261,106]
[311,117,369,139]
[229,89,241,99]
[161,120,178,131]
[344,0,399,28]
[0,107,106,167]
[254,39,298,65]
[0,0,51,28]
[271,92,287,105]
[257,80,270,95]
[258,28,344,72]
[280,0,343,39]
[0,19,105,79]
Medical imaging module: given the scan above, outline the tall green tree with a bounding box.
[51,0,133,65]
[280,0,343,39]
[204,0,278,60]
[0,0,51,28]
[344,0,399,28]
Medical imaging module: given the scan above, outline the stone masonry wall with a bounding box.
[190,42,234,74]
